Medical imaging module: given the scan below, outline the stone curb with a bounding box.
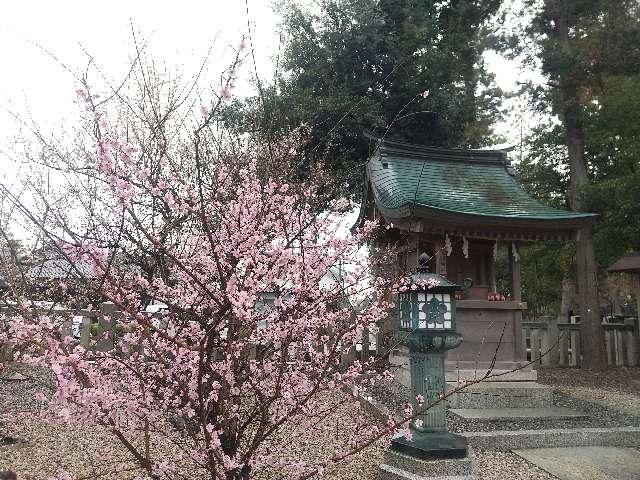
[383,450,473,477]
[379,463,476,480]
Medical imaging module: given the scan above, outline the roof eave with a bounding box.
[378,202,596,229]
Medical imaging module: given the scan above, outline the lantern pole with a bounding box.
[392,253,468,459]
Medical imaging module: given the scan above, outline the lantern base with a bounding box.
[390,430,468,460]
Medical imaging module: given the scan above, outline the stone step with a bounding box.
[445,366,537,382]
[446,381,553,409]
[450,407,587,421]
[379,463,475,480]
[462,426,640,451]
[382,450,473,477]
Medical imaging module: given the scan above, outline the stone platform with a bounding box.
[447,380,586,423]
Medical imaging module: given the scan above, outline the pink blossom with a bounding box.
[4,90,401,478]
[219,86,232,101]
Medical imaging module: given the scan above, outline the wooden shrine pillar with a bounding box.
[509,243,525,362]
[489,242,497,293]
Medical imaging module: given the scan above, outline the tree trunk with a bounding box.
[556,0,607,370]
[575,225,607,369]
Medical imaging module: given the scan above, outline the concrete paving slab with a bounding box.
[513,447,640,480]
[451,407,587,421]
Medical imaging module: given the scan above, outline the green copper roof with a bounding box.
[366,139,595,223]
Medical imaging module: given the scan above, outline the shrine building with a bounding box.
[355,138,596,381]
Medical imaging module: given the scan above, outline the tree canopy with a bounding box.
[229,0,504,194]
[515,0,640,321]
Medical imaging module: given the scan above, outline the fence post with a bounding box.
[0,341,13,363]
[616,327,624,366]
[61,317,73,341]
[569,328,579,366]
[0,308,14,362]
[625,318,637,366]
[80,315,92,348]
[531,327,540,369]
[558,330,568,367]
[97,302,116,352]
[573,328,582,367]
[604,326,612,365]
[543,316,559,367]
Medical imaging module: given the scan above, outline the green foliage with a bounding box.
[519,242,574,317]
[228,0,504,194]
[583,75,640,267]
[505,1,640,316]
[516,122,569,207]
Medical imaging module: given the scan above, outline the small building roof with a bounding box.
[26,257,95,280]
[358,139,595,241]
[608,252,640,274]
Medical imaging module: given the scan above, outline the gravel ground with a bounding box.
[537,367,640,395]
[3,365,640,480]
[537,367,640,416]
[0,364,139,479]
[0,364,385,480]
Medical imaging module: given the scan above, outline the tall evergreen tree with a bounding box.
[232,0,503,194]
[521,0,640,368]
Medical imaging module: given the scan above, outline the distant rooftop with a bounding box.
[26,256,95,280]
[608,252,640,274]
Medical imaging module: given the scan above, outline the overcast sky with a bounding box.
[0,1,539,182]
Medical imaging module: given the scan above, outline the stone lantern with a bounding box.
[392,253,468,459]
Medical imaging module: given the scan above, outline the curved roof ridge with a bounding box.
[375,137,509,164]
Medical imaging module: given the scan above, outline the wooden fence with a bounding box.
[0,302,166,361]
[522,315,639,368]
[3,303,638,368]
